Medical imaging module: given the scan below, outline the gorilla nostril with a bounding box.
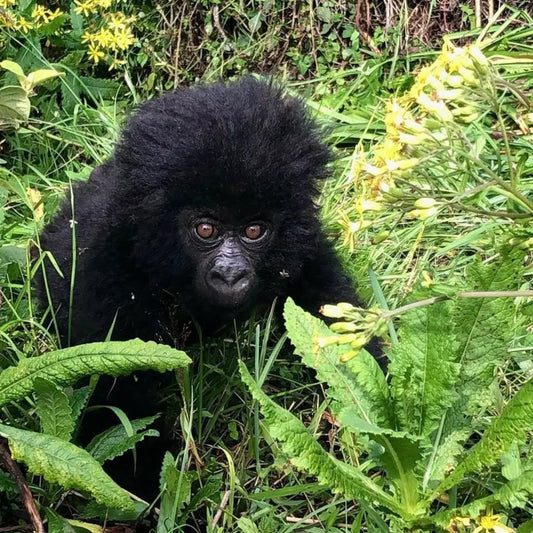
[210,265,250,289]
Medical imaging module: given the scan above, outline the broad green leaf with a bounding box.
[339,408,422,510]
[455,251,524,409]
[35,378,74,441]
[434,379,533,496]
[389,301,459,436]
[0,339,191,407]
[239,361,405,518]
[87,415,159,463]
[27,69,64,89]
[0,60,26,82]
[0,425,134,511]
[284,298,392,427]
[433,471,533,527]
[0,86,31,128]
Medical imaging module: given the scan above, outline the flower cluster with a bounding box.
[315,303,386,362]
[0,1,63,32]
[77,1,136,70]
[1,0,136,71]
[81,11,136,69]
[340,40,495,246]
[447,512,514,533]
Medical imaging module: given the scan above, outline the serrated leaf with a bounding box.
[423,427,471,487]
[239,361,405,518]
[158,452,192,533]
[69,386,92,424]
[0,339,191,407]
[434,379,533,496]
[35,378,74,441]
[433,471,533,527]
[79,76,121,100]
[87,415,159,463]
[37,13,68,36]
[0,425,134,511]
[389,301,459,436]
[284,298,392,427]
[455,251,524,409]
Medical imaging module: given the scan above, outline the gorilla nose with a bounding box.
[209,263,251,291]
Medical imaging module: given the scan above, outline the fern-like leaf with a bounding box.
[34,378,75,441]
[433,379,533,497]
[284,298,392,427]
[86,415,160,464]
[0,339,191,407]
[239,361,405,517]
[0,424,134,510]
[389,301,459,436]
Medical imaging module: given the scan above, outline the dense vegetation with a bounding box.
[0,1,532,532]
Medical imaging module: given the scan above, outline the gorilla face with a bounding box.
[180,209,273,311]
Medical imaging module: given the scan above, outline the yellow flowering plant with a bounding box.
[337,36,533,255]
[0,0,138,72]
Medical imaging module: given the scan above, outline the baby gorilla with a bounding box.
[38,78,366,345]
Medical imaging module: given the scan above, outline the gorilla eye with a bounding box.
[244,224,264,240]
[196,223,217,239]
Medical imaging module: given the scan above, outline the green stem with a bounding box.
[381,290,533,320]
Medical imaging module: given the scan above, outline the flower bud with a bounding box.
[320,305,344,318]
[330,321,358,333]
[414,197,437,209]
[358,199,384,212]
[315,335,341,348]
[340,349,360,363]
[337,302,356,312]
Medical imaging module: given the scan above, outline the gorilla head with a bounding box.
[37,78,363,345]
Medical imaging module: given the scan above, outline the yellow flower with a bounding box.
[74,0,97,17]
[357,199,384,212]
[14,16,34,32]
[0,0,16,7]
[113,27,135,50]
[414,197,437,209]
[95,27,114,48]
[473,514,514,533]
[95,0,112,7]
[31,5,48,23]
[87,44,105,63]
[107,11,127,30]
[82,31,97,44]
[46,8,63,20]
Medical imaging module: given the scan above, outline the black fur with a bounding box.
[37,78,365,346]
